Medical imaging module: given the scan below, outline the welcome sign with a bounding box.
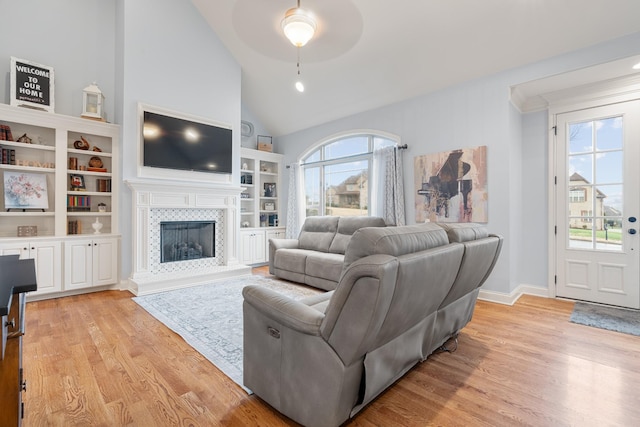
[10,57,55,112]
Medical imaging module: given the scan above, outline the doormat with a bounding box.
[570,301,640,337]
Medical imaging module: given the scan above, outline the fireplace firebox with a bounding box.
[160,221,215,263]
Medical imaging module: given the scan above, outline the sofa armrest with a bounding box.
[243,285,325,335]
[271,238,300,250]
[269,238,299,274]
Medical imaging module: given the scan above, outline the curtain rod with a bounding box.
[286,143,408,168]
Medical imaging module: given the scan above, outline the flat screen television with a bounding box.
[142,110,232,175]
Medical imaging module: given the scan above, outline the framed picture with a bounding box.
[70,174,86,191]
[10,57,55,112]
[3,171,49,209]
[414,146,488,223]
[264,182,276,197]
[264,202,275,211]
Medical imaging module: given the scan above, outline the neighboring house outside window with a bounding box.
[568,172,606,230]
[301,133,395,217]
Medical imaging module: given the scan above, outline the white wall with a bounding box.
[275,32,640,296]
[521,110,549,289]
[0,0,116,118]
[241,104,271,149]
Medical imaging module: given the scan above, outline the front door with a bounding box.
[555,100,640,309]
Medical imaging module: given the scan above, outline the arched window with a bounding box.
[301,132,397,217]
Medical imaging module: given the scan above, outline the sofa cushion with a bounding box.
[273,248,318,274]
[343,223,449,270]
[305,252,345,283]
[328,216,387,254]
[298,216,339,252]
[437,222,488,242]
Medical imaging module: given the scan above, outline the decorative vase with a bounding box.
[92,217,103,234]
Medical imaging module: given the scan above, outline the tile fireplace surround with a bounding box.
[125,179,251,296]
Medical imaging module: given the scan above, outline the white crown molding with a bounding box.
[512,72,640,113]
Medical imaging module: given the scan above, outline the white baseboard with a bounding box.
[478,284,550,306]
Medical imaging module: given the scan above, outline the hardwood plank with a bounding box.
[22,269,640,426]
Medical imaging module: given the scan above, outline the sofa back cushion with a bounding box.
[437,222,488,242]
[328,216,387,254]
[343,223,449,271]
[298,216,339,252]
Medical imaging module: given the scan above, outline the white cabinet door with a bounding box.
[265,228,286,262]
[0,242,29,258]
[239,230,254,264]
[65,238,118,290]
[65,239,93,290]
[239,230,266,264]
[30,241,62,295]
[93,238,118,286]
[0,240,62,295]
[254,231,266,264]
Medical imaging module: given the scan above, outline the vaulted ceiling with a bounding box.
[193,0,640,137]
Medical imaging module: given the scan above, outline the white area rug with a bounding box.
[132,275,321,392]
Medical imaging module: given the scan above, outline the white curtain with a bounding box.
[372,146,406,225]
[285,163,301,238]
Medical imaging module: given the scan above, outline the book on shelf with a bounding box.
[1,147,16,165]
[0,124,14,141]
[67,194,91,211]
[96,178,111,192]
[68,220,82,235]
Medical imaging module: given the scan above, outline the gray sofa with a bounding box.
[269,216,387,290]
[243,222,502,427]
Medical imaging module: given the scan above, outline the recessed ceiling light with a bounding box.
[633,62,640,70]
[295,81,305,92]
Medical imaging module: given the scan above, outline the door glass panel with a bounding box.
[567,115,623,252]
[596,117,623,150]
[597,184,622,251]
[569,121,593,153]
[568,154,593,183]
[568,218,593,249]
[324,160,368,216]
[595,151,622,184]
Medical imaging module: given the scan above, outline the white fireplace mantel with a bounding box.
[125,178,251,295]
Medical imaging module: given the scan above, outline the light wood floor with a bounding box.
[22,268,640,426]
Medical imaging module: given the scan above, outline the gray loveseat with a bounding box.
[269,216,387,290]
[243,222,503,427]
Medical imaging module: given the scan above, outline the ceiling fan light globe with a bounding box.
[281,8,316,47]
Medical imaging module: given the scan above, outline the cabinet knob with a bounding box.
[23,247,28,251]
[31,247,35,250]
